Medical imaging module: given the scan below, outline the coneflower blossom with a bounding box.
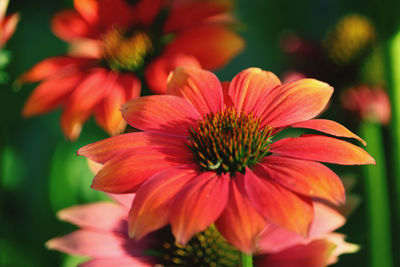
[47,195,357,267]
[79,67,374,253]
[21,0,243,140]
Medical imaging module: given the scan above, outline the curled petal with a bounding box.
[243,168,314,236]
[260,79,333,128]
[216,177,266,254]
[94,85,127,136]
[167,67,223,115]
[170,172,229,245]
[228,67,281,116]
[145,54,201,94]
[258,156,345,205]
[291,119,366,145]
[129,167,196,240]
[270,135,375,165]
[122,95,201,136]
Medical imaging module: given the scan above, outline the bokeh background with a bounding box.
[1,0,398,266]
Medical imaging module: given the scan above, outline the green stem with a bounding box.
[360,121,393,267]
[383,28,400,266]
[240,252,253,267]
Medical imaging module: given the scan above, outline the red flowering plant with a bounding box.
[20,0,244,140]
[47,194,358,267]
[78,67,374,253]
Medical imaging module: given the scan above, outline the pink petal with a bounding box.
[107,193,134,210]
[270,135,375,165]
[166,67,223,115]
[258,156,345,205]
[46,230,129,258]
[121,95,201,136]
[260,79,333,128]
[215,177,267,254]
[291,119,366,145]
[128,167,196,240]
[256,239,336,267]
[78,132,187,164]
[22,72,84,117]
[244,168,314,236]
[170,172,229,245]
[91,147,193,193]
[81,257,152,267]
[57,202,127,233]
[258,201,345,253]
[228,68,281,116]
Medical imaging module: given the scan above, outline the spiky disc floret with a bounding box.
[156,226,240,267]
[187,107,273,176]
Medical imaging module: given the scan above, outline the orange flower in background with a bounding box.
[341,85,391,125]
[0,0,19,48]
[47,195,357,267]
[79,67,374,253]
[21,0,244,140]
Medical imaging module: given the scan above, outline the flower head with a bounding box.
[21,0,244,140]
[0,0,19,48]
[79,67,374,253]
[341,85,391,125]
